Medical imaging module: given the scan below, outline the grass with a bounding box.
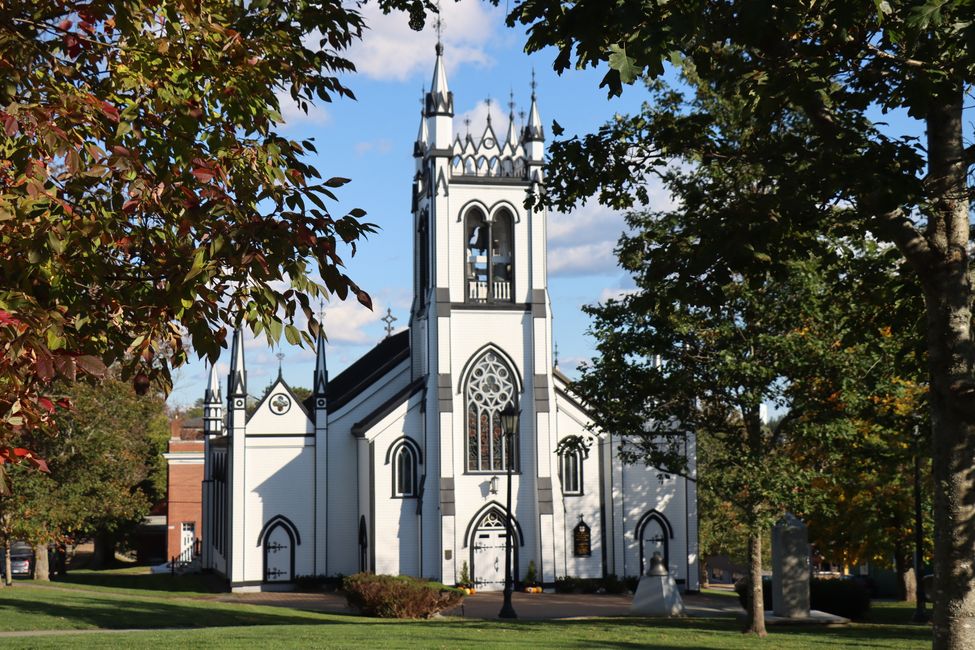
[0,571,932,649]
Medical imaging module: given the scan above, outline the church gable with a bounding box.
[246,378,313,435]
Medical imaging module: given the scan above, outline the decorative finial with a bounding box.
[381,308,398,338]
[530,68,537,99]
[485,97,492,126]
[554,341,559,368]
[434,5,444,54]
[420,85,425,110]
[508,88,516,116]
[464,116,471,138]
[519,110,526,126]
[276,352,285,378]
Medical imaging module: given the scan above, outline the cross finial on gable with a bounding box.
[485,97,493,126]
[381,308,398,338]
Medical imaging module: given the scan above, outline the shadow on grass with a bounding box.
[54,570,225,595]
[0,590,335,631]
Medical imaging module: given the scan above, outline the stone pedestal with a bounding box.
[771,513,810,618]
[630,553,685,617]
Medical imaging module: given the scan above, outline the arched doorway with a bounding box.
[468,506,521,591]
[258,515,300,583]
[635,510,673,577]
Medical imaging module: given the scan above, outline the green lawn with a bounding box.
[0,571,932,649]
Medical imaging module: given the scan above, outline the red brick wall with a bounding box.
[166,437,204,560]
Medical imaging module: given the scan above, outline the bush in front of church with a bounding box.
[343,573,465,619]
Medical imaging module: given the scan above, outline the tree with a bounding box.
[0,0,435,439]
[503,2,973,644]
[3,375,169,572]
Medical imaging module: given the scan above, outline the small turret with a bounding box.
[228,326,246,397]
[313,324,328,402]
[523,73,544,164]
[424,43,453,150]
[203,362,223,437]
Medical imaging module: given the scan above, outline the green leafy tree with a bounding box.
[0,0,435,439]
[3,375,169,573]
[503,3,975,644]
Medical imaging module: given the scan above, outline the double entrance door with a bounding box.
[471,512,515,591]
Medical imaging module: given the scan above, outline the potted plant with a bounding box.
[457,561,476,595]
[523,560,542,593]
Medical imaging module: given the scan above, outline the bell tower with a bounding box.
[409,43,560,585]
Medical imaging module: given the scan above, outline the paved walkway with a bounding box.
[216,589,744,620]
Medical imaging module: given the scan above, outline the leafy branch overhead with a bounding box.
[0,0,433,437]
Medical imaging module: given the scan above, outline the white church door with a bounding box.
[471,510,515,591]
[263,523,294,583]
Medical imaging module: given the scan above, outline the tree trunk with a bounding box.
[744,533,767,636]
[923,88,975,650]
[90,534,116,570]
[4,543,11,586]
[894,542,916,603]
[32,543,49,581]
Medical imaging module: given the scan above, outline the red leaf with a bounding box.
[100,101,119,123]
[356,289,373,310]
[58,19,72,31]
[3,114,18,137]
[76,355,107,378]
[112,145,130,157]
[191,166,215,182]
[54,354,77,381]
[37,397,55,413]
[36,352,55,382]
[122,198,140,212]
[64,34,81,58]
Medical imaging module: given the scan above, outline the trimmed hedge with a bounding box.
[734,577,871,620]
[553,574,640,594]
[343,573,465,619]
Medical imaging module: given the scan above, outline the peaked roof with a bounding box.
[302,329,410,415]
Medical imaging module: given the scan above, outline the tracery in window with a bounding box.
[466,350,518,472]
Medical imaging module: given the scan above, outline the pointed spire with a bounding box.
[205,361,222,404]
[505,88,519,148]
[313,320,328,398]
[228,325,246,397]
[414,88,428,158]
[425,42,453,117]
[524,70,544,143]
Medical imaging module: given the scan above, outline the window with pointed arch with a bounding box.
[559,447,584,496]
[465,207,513,303]
[466,350,518,472]
[389,439,420,498]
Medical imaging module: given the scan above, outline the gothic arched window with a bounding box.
[386,438,422,498]
[466,350,518,472]
[464,207,514,304]
[559,448,583,496]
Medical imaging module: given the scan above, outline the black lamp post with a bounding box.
[498,403,519,620]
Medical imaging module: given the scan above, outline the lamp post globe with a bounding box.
[498,404,519,620]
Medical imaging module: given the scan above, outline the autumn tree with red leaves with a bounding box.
[0,0,435,439]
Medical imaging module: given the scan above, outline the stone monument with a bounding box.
[630,552,685,617]
[771,512,810,618]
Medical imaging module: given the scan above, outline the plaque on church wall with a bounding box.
[574,520,592,557]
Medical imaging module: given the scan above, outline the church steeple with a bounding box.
[228,325,246,397]
[313,324,328,399]
[203,361,223,437]
[424,41,453,150]
[522,70,545,163]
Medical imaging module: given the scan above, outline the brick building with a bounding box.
[164,417,205,561]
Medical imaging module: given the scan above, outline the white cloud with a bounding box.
[274,89,331,129]
[348,0,501,81]
[355,138,393,157]
[548,241,617,277]
[321,297,384,344]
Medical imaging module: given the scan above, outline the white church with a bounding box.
[199,45,699,593]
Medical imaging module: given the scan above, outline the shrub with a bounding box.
[810,578,871,620]
[524,560,539,587]
[343,573,464,619]
[603,573,628,594]
[734,577,871,620]
[457,561,471,588]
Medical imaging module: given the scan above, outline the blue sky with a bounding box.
[168,0,654,407]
